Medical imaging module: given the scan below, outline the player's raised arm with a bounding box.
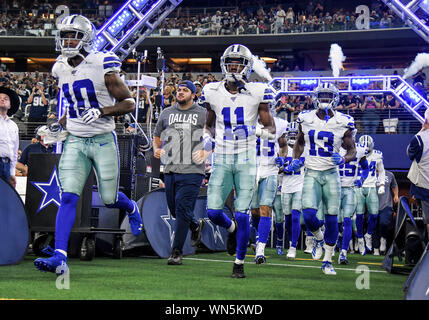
[257,102,276,139]
[341,129,356,164]
[292,124,305,159]
[102,72,135,116]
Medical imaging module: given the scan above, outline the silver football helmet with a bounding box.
[55,15,96,58]
[312,82,340,110]
[359,135,374,154]
[286,121,299,146]
[220,44,253,82]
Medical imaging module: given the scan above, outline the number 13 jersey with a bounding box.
[296,109,354,171]
[52,51,121,137]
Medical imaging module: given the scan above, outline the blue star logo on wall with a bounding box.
[160,209,176,246]
[31,166,61,213]
[204,217,224,245]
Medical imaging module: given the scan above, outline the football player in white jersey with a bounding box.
[277,121,306,260]
[337,137,370,264]
[355,135,386,255]
[34,15,143,274]
[292,83,356,275]
[201,44,275,278]
[251,116,288,264]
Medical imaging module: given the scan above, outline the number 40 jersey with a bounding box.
[52,51,122,138]
[296,110,354,171]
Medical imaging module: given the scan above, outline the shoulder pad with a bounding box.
[373,149,383,158]
[296,109,315,124]
[335,111,355,129]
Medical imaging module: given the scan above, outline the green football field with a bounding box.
[0,248,409,300]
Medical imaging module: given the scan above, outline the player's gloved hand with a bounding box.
[378,185,385,194]
[81,108,104,124]
[283,165,293,174]
[275,157,286,168]
[202,133,214,152]
[353,179,364,188]
[37,122,68,144]
[233,125,256,140]
[288,159,303,172]
[332,152,345,165]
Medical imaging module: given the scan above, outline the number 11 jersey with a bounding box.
[296,109,354,171]
[52,51,122,138]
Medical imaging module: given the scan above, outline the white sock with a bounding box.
[323,244,334,262]
[313,228,324,241]
[234,258,244,265]
[227,221,236,233]
[341,249,347,257]
[256,242,266,256]
[56,249,67,257]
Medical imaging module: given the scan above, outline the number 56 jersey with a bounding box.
[201,81,274,154]
[296,110,354,171]
[52,51,122,138]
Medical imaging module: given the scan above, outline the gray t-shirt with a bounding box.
[377,170,397,210]
[154,103,206,175]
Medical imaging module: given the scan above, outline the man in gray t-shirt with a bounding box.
[374,170,399,254]
[153,80,208,265]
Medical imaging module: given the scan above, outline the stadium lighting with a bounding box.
[299,79,318,85]
[351,78,371,85]
[107,9,133,37]
[404,88,422,104]
[132,0,150,10]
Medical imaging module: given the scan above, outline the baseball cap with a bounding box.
[178,80,196,94]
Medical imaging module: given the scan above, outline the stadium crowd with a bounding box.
[0,0,406,37]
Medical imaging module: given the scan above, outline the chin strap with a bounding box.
[324,107,330,122]
[232,74,246,93]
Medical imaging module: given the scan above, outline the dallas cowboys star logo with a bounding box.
[203,217,224,245]
[160,208,176,246]
[31,166,61,213]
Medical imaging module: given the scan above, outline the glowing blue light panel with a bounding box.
[351,78,371,85]
[300,79,318,85]
[107,9,133,37]
[132,0,149,10]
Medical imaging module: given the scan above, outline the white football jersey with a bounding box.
[52,51,122,137]
[296,110,354,171]
[359,149,385,188]
[339,143,368,187]
[257,117,288,179]
[281,145,306,194]
[201,80,274,154]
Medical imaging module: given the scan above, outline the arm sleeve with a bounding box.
[390,173,398,189]
[407,135,423,162]
[261,85,275,104]
[359,157,369,182]
[153,111,165,138]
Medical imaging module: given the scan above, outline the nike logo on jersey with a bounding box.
[100,142,108,146]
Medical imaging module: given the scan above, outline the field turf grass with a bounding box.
[0,247,409,300]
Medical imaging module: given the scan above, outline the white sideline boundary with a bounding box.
[183,257,388,273]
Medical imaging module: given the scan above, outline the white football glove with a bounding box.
[378,185,385,195]
[81,108,103,124]
[37,123,68,144]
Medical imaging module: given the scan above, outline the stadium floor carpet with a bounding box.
[0,248,410,300]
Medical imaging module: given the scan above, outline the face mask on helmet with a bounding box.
[220,44,253,82]
[313,84,339,110]
[287,132,298,146]
[359,135,374,153]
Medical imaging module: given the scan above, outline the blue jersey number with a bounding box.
[256,137,275,157]
[308,130,334,157]
[358,160,376,177]
[284,156,304,175]
[62,79,100,118]
[222,106,244,140]
[339,157,357,177]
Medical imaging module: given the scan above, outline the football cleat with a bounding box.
[304,236,313,254]
[34,250,68,275]
[231,263,246,278]
[191,218,205,247]
[364,233,373,252]
[128,201,143,237]
[255,255,266,264]
[226,219,238,255]
[167,248,183,265]
[312,238,325,261]
[286,246,296,260]
[358,237,366,255]
[338,250,348,265]
[276,246,284,256]
[373,248,380,256]
[321,261,337,275]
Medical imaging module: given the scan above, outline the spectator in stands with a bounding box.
[285,7,295,24]
[163,85,176,109]
[407,109,429,238]
[211,10,222,35]
[16,125,54,176]
[274,5,286,33]
[337,93,360,114]
[379,11,391,28]
[133,86,151,124]
[27,81,49,123]
[412,70,426,86]
[361,95,382,134]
